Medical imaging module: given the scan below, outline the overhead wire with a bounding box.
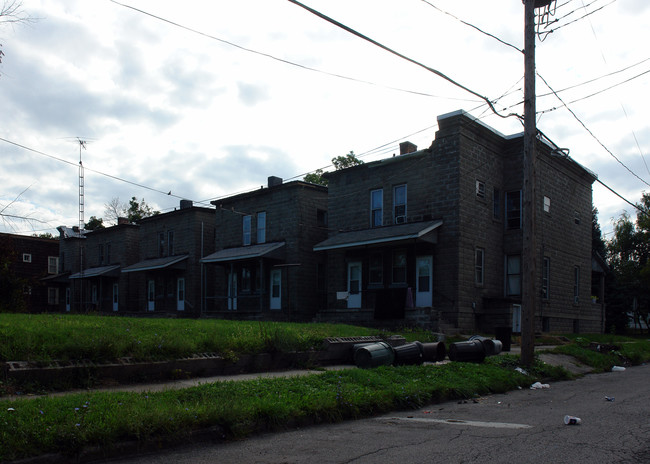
[287,0,521,122]
[108,0,478,104]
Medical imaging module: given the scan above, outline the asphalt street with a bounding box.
[101,363,650,464]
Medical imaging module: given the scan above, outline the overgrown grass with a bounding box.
[0,362,538,462]
[549,335,650,372]
[0,314,433,364]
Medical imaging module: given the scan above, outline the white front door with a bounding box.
[416,256,433,307]
[347,261,362,309]
[112,283,119,311]
[270,269,281,310]
[512,304,522,333]
[177,278,185,311]
[147,280,155,311]
[65,287,71,312]
[228,271,237,310]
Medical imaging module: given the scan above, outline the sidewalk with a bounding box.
[2,344,590,401]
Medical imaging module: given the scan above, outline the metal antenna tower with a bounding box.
[77,138,87,231]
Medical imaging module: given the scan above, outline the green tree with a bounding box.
[304,169,327,186]
[303,151,363,185]
[126,197,159,222]
[607,193,650,333]
[84,216,105,231]
[332,151,363,170]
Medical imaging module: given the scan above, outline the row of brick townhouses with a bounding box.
[47,110,605,333]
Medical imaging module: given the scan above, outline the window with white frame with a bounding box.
[543,196,551,213]
[476,180,486,199]
[542,257,550,300]
[257,211,266,244]
[22,253,32,263]
[573,265,580,303]
[48,256,59,274]
[475,248,484,286]
[393,184,407,224]
[506,254,521,296]
[370,189,383,227]
[505,191,522,230]
[243,215,252,246]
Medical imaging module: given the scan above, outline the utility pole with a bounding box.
[521,0,541,366]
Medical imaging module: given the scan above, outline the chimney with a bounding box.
[268,176,283,188]
[117,217,129,225]
[399,141,417,155]
[180,199,193,209]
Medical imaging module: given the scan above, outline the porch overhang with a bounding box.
[201,242,285,264]
[313,220,442,251]
[69,264,121,279]
[121,255,188,273]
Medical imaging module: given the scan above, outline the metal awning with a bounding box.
[201,242,285,264]
[121,255,189,273]
[313,220,442,251]
[69,264,121,279]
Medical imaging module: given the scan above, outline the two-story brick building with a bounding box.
[121,200,216,315]
[202,177,328,321]
[0,232,60,312]
[314,110,598,333]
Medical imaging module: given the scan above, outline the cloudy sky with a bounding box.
[1,0,649,238]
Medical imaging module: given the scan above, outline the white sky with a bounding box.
[1,0,649,239]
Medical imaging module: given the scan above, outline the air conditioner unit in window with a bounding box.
[395,215,406,224]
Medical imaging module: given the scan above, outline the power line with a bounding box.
[419,0,523,53]
[536,73,650,188]
[0,136,205,205]
[287,0,521,122]
[108,0,478,104]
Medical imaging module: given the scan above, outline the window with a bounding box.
[369,253,383,285]
[506,255,521,296]
[393,184,407,224]
[475,248,484,286]
[542,257,550,300]
[99,244,104,265]
[48,287,59,305]
[168,230,174,256]
[505,191,522,230]
[241,267,252,293]
[573,266,580,303]
[257,212,266,244]
[574,211,581,225]
[243,215,252,246]
[476,180,486,199]
[392,251,407,284]
[22,253,32,263]
[371,189,383,227]
[543,196,551,213]
[317,209,328,228]
[493,188,501,220]
[158,232,166,257]
[48,256,59,274]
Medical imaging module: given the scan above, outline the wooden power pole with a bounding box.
[521,0,540,366]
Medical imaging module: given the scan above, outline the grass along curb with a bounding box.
[1,359,559,463]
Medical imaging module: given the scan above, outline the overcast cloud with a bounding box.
[1,0,649,238]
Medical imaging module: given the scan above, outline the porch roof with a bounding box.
[69,264,121,279]
[313,220,442,251]
[121,255,188,273]
[201,242,285,263]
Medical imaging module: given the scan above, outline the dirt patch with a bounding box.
[537,353,593,375]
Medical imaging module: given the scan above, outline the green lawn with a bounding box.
[0,313,434,363]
